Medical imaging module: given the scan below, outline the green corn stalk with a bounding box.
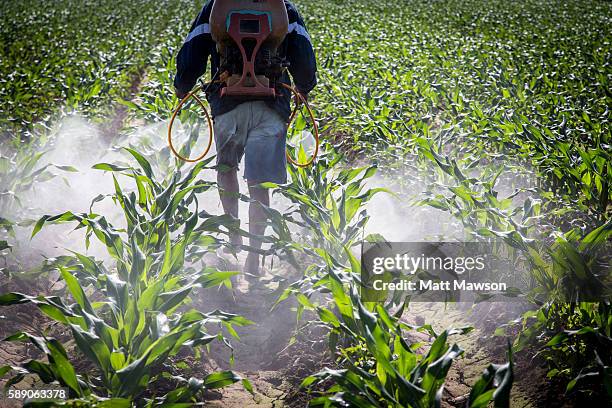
[505,301,612,398]
[0,149,253,404]
[263,147,390,267]
[297,257,512,408]
[254,145,514,406]
[415,134,611,397]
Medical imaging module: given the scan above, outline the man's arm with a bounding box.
[174,2,214,99]
[285,2,317,98]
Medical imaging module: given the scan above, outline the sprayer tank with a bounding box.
[210,0,289,51]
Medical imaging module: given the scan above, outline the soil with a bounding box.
[101,68,145,141]
[189,252,333,407]
[401,303,535,408]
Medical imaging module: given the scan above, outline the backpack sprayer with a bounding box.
[168,0,319,166]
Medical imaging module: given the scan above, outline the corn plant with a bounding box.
[0,0,199,136]
[414,131,611,397]
[0,143,77,288]
[266,149,514,406]
[416,137,611,300]
[293,256,513,407]
[0,149,253,405]
[262,148,389,266]
[507,301,611,399]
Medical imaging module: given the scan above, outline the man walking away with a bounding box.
[174,1,317,280]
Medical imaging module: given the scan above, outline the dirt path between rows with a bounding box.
[189,253,321,407]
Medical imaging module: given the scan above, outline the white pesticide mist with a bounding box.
[3,111,538,273]
[364,183,464,242]
[364,171,465,243]
[363,154,538,244]
[361,157,539,324]
[5,114,292,270]
[10,116,122,267]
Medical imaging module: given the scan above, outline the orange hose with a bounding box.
[167,82,319,167]
[167,85,214,163]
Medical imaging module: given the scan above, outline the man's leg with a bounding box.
[244,182,269,276]
[213,104,250,250]
[242,101,287,279]
[217,168,242,247]
[217,168,239,218]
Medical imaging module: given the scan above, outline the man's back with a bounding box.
[174,0,317,122]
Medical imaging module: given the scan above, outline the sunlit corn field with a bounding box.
[0,0,610,407]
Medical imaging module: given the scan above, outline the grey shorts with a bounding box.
[213,101,287,184]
